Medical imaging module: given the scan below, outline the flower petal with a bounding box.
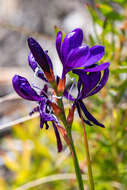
[45,50,53,70]
[63,90,75,101]
[52,123,62,152]
[12,75,42,101]
[28,52,48,82]
[29,106,39,116]
[77,78,82,93]
[28,52,37,71]
[86,68,109,97]
[56,31,63,61]
[76,103,93,126]
[40,117,45,128]
[73,69,101,98]
[27,37,52,73]
[61,28,83,63]
[40,84,48,97]
[83,118,93,126]
[62,46,89,77]
[45,122,50,130]
[79,100,105,128]
[84,45,105,67]
[66,46,89,67]
[84,62,110,72]
[37,70,48,82]
[40,98,58,123]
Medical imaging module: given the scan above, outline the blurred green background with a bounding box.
[0,0,127,189]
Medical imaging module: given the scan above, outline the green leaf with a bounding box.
[97,3,124,20]
[107,11,124,21]
[87,4,103,26]
[111,67,127,74]
[112,0,127,4]
[114,79,127,103]
[97,4,113,15]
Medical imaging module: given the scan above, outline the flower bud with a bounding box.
[67,105,76,125]
[57,77,66,94]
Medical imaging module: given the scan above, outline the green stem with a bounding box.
[58,99,84,190]
[68,130,84,190]
[81,119,95,190]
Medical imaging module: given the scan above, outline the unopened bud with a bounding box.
[57,125,71,146]
[57,77,66,94]
[45,68,55,83]
[51,102,61,116]
[67,105,76,124]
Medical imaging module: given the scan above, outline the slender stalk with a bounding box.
[58,99,84,190]
[81,118,95,190]
[68,130,84,190]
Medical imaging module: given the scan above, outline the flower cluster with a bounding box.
[12,28,110,152]
[56,28,110,127]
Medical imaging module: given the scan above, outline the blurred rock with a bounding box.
[0,0,93,67]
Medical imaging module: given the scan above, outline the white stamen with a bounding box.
[68,78,76,101]
[53,95,63,99]
[32,84,41,91]
[34,67,40,77]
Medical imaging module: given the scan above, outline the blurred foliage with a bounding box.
[1,0,127,189]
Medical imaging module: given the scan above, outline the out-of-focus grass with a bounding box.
[0,118,82,190]
[1,104,127,189]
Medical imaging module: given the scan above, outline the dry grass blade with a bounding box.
[0,20,53,40]
[0,93,20,104]
[0,113,39,131]
[15,173,87,190]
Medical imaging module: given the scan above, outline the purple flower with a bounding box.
[12,75,62,152]
[12,27,110,144]
[72,65,109,128]
[56,28,110,127]
[73,66,109,100]
[56,28,109,79]
[27,37,55,82]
